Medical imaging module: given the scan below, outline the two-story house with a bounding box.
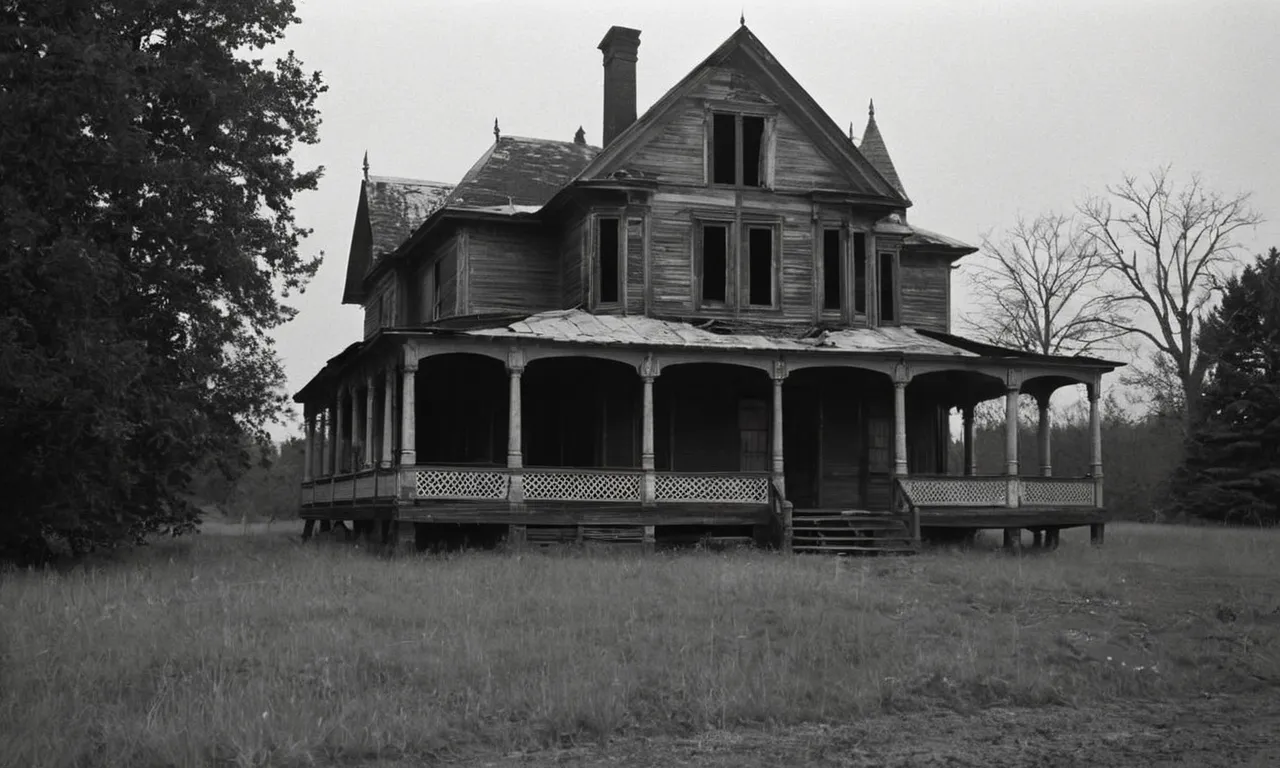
[294,24,1119,554]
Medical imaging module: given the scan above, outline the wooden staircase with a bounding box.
[789,509,918,555]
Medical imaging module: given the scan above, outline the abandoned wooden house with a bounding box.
[294,24,1120,554]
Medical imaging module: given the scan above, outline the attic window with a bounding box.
[822,228,841,311]
[853,233,867,315]
[710,112,768,187]
[700,224,728,304]
[597,216,621,304]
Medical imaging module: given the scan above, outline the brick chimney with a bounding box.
[598,26,641,147]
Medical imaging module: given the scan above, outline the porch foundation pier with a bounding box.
[1003,528,1022,552]
[640,355,659,504]
[364,376,375,469]
[381,368,394,468]
[1037,393,1052,477]
[399,362,417,466]
[771,361,786,495]
[302,410,314,482]
[506,350,524,504]
[962,403,977,476]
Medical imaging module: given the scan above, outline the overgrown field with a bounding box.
[2,524,1278,767]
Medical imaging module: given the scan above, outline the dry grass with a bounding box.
[2,524,1278,767]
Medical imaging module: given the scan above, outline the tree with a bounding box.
[964,212,1125,356]
[1079,167,1262,429]
[0,1,324,563]
[1170,249,1280,525]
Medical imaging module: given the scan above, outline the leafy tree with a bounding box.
[1171,248,1280,525]
[0,1,324,563]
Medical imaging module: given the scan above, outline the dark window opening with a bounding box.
[853,233,867,314]
[598,217,620,304]
[431,261,442,320]
[748,227,773,306]
[701,224,728,303]
[822,228,842,310]
[742,116,764,187]
[712,113,736,185]
[878,251,896,323]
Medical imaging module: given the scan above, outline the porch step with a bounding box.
[789,508,917,556]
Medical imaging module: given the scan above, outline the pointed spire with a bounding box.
[859,97,906,198]
[573,126,586,145]
[848,122,854,142]
[493,118,500,142]
[740,8,745,26]
[362,151,369,181]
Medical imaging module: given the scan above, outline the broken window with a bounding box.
[597,216,620,304]
[701,224,728,303]
[853,232,867,315]
[878,251,897,324]
[710,112,767,187]
[822,228,841,310]
[747,226,773,306]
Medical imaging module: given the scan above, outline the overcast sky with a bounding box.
[268,0,1280,438]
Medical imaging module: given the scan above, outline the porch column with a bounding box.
[302,408,314,482]
[1004,369,1022,509]
[1089,377,1104,506]
[640,354,660,505]
[892,362,910,477]
[326,404,336,475]
[335,390,347,474]
[962,403,977,476]
[1036,392,1052,477]
[771,361,787,494]
[381,368,394,468]
[399,363,417,466]
[317,409,328,477]
[364,375,376,469]
[506,348,525,504]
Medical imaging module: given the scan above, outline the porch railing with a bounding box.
[300,467,399,505]
[523,468,642,502]
[414,467,509,500]
[895,475,1099,510]
[654,472,770,503]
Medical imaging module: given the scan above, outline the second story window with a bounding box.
[710,112,769,187]
[821,228,841,311]
[699,223,729,304]
[746,226,775,306]
[878,251,898,324]
[596,216,621,305]
[853,233,867,315]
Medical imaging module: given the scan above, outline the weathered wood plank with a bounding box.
[898,251,950,332]
[466,223,560,313]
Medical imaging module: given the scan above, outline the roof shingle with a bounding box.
[365,175,453,259]
[444,136,600,212]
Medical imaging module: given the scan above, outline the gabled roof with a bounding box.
[904,225,978,261]
[342,175,452,303]
[858,101,906,198]
[572,25,910,206]
[444,136,600,211]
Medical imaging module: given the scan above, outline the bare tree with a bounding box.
[964,212,1125,356]
[1079,167,1262,428]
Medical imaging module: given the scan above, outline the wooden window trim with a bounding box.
[589,210,626,310]
[692,214,735,311]
[739,217,783,312]
[875,249,901,327]
[705,107,777,190]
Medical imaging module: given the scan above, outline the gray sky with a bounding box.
[269,0,1280,438]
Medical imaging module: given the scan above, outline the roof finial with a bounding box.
[493,117,500,142]
[362,150,369,181]
[740,8,745,25]
[848,122,854,141]
[868,98,875,119]
[574,126,586,145]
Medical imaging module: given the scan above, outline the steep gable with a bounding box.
[575,26,910,205]
[342,175,452,304]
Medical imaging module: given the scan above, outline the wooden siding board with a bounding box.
[625,216,645,314]
[466,224,560,314]
[561,216,585,308]
[899,252,951,332]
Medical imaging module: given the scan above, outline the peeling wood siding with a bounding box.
[625,215,645,314]
[437,244,458,318]
[560,216,585,308]
[466,223,559,314]
[772,111,848,191]
[362,273,396,339]
[898,251,951,332]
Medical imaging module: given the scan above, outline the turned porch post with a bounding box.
[363,376,376,469]
[771,360,787,494]
[962,403,977,476]
[1036,392,1052,477]
[381,368,394,468]
[1089,377,1104,506]
[640,354,660,504]
[325,406,336,476]
[506,348,525,504]
[1004,369,1022,511]
[302,408,314,482]
[892,362,910,477]
[399,361,417,466]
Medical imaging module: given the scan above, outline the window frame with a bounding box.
[694,216,734,309]
[588,210,626,310]
[739,217,782,311]
[704,103,777,190]
[875,249,901,326]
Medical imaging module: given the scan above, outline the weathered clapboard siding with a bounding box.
[465,223,560,314]
[772,111,849,191]
[560,215,585,308]
[363,272,396,338]
[898,251,951,332]
[625,215,645,314]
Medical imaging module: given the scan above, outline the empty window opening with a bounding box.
[878,251,896,323]
[853,233,867,314]
[742,116,764,187]
[822,228,842,310]
[431,261,443,320]
[598,216,620,304]
[701,224,728,303]
[712,113,737,185]
[748,227,773,306]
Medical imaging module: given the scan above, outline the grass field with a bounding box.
[2,523,1279,767]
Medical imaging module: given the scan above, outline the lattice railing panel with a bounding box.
[899,478,1007,507]
[331,478,355,501]
[354,474,377,499]
[523,471,641,502]
[1021,479,1096,506]
[654,474,769,504]
[415,469,509,500]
